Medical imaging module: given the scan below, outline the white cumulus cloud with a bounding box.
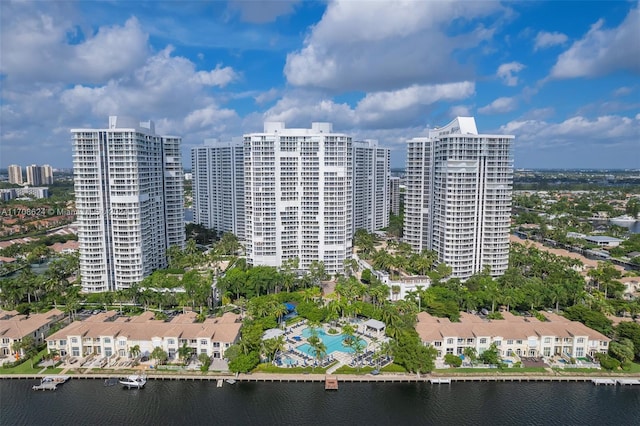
[550,6,640,79]
[263,82,475,131]
[284,0,504,91]
[534,31,568,50]
[497,62,525,86]
[192,65,238,87]
[478,97,518,114]
[1,12,149,85]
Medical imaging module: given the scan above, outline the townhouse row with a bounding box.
[46,311,242,361]
[415,311,610,360]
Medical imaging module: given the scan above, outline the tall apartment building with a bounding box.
[8,165,22,185]
[72,116,184,292]
[41,165,54,184]
[352,140,390,233]
[26,164,42,186]
[244,122,353,275]
[404,117,514,279]
[191,139,245,240]
[389,177,401,216]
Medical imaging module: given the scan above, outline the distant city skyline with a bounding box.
[1,1,639,169]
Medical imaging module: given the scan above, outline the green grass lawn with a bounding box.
[555,362,640,374]
[624,362,640,373]
[554,368,602,373]
[254,363,330,374]
[435,367,547,374]
[1,349,63,374]
[334,365,375,374]
[380,363,407,373]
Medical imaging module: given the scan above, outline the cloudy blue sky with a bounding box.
[1,0,639,170]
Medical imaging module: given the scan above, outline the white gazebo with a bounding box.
[362,319,386,338]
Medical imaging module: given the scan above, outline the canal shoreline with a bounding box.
[4,371,640,384]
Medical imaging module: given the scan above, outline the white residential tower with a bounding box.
[404,117,514,279]
[72,116,184,292]
[352,140,390,233]
[243,122,353,275]
[191,139,245,240]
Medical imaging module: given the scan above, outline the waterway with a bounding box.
[3,379,639,425]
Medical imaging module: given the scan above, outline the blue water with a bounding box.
[282,356,296,366]
[297,328,366,355]
[3,379,639,425]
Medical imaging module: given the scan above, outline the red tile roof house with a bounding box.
[46,311,242,364]
[0,309,65,360]
[415,310,610,362]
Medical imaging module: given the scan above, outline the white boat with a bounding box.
[610,215,638,225]
[42,375,70,384]
[119,374,147,389]
[225,379,237,385]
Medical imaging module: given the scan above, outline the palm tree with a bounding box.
[341,323,356,345]
[178,343,193,365]
[352,339,366,370]
[151,346,168,366]
[307,335,327,371]
[463,347,477,364]
[129,345,141,360]
[271,302,289,325]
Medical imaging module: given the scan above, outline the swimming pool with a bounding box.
[297,327,366,356]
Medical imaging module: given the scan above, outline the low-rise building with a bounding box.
[46,311,242,361]
[415,311,610,360]
[584,236,623,247]
[0,309,65,358]
[357,257,431,300]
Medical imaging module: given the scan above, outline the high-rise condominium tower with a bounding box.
[404,117,514,279]
[41,165,54,184]
[191,139,245,240]
[244,122,353,275]
[352,140,390,232]
[389,177,401,216]
[26,164,42,186]
[72,116,184,292]
[8,165,22,185]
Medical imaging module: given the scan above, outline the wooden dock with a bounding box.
[325,376,338,390]
[592,379,616,386]
[216,379,223,388]
[429,378,451,384]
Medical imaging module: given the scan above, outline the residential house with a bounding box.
[46,311,242,361]
[0,309,65,358]
[415,311,610,360]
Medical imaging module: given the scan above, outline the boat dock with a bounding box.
[217,379,223,388]
[325,376,338,390]
[5,373,640,386]
[32,375,70,391]
[615,379,640,386]
[592,379,616,386]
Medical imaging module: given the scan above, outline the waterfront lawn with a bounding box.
[334,365,375,375]
[2,349,62,374]
[624,362,640,373]
[380,363,407,373]
[554,368,602,373]
[435,367,547,374]
[254,363,330,374]
[333,363,407,375]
